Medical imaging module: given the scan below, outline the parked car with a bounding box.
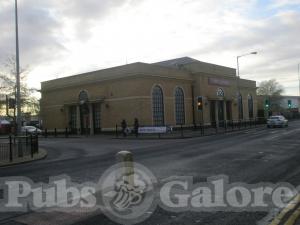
[267,116,288,128]
[21,126,42,134]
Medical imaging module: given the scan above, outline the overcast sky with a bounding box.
[1,0,300,95]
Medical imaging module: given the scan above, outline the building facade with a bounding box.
[40,57,257,134]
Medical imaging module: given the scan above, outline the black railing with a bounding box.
[115,117,267,139]
[0,135,39,162]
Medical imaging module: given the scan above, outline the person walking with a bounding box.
[134,118,139,137]
[121,119,127,137]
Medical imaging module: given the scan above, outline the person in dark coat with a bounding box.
[121,119,127,137]
[134,118,139,137]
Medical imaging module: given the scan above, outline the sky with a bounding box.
[0,0,300,95]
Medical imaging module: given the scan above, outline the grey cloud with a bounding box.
[0,1,65,67]
[0,0,134,68]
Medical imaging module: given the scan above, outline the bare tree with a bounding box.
[0,55,40,116]
[257,79,284,113]
[257,79,284,96]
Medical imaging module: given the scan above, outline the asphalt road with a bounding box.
[0,120,300,225]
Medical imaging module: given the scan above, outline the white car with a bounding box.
[267,116,288,128]
[21,126,42,134]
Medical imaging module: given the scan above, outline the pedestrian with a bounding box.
[134,118,139,137]
[121,119,127,137]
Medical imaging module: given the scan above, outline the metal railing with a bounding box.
[0,135,39,162]
[115,117,267,139]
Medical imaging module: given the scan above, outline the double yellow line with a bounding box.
[269,194,300,225]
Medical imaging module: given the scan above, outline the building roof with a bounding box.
[154,57,236,77]
[153,57,198,68]
[41,62,193,91]
[41,57,240,91]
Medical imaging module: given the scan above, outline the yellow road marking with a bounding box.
[284,206,300,225]
[269,195,300,225]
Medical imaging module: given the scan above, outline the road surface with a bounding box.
[0,120,299,225]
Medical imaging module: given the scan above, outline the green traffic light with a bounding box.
[288,100,292,108]
[265,99,270,109]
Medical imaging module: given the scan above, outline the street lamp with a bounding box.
[298,63,300,96]
[236,52,257,79]
[236,51,257,119]
[14,0,21,135]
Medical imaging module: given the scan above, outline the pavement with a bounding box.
[0,148,47,168]
[0,120,299,225]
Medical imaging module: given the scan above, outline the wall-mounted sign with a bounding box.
[216,88,225,97]
[208,78,230,87]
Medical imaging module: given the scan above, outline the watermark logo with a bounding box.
[112,174,145,210]
[0,163,299,225]
[98,163,157,225]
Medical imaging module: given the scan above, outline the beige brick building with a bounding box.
[40,57,257,134]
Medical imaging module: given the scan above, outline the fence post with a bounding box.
[65,128,68,138]
[9,135,13,162]
[30,135,34,158]
[37,135,39,153]
[116,151,134,187]
[201,123,204,136]
[180,124,184,138]
[116,124,119,138]
[54,128,57,137]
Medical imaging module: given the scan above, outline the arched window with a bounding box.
[175,87,185,125]
[238,93,243,120]
[248,94,254,119]
[79,90,89,104]
[152,85,165,126]
[217,88,225,97]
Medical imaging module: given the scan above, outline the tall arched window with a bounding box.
[175,87,185,125]
[248,94,254,119]
[79,90,89,104]
[238,93,243,120]
[152,85,164,126]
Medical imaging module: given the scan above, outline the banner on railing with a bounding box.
[138,127,167,134]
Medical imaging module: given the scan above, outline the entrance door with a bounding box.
[69,106,77,134]
[217,101,225,122]
[210,101,216,124]
[80,104,90,135]
[226,101,232,120]
[93,103,101,134]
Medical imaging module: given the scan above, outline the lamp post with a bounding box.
[236,51,257,119]
[298,63,300,112]
[15,0,21,135]
[298,63,300,96]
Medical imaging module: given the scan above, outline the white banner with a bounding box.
[138,127,167,134]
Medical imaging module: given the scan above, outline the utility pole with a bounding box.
[15,0,22,135]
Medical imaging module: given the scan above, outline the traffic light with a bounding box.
[8,98,16,109]
[288,100,292,108]
[265,99,270,109]
[6,95,16,109]
[197,96,203,110]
